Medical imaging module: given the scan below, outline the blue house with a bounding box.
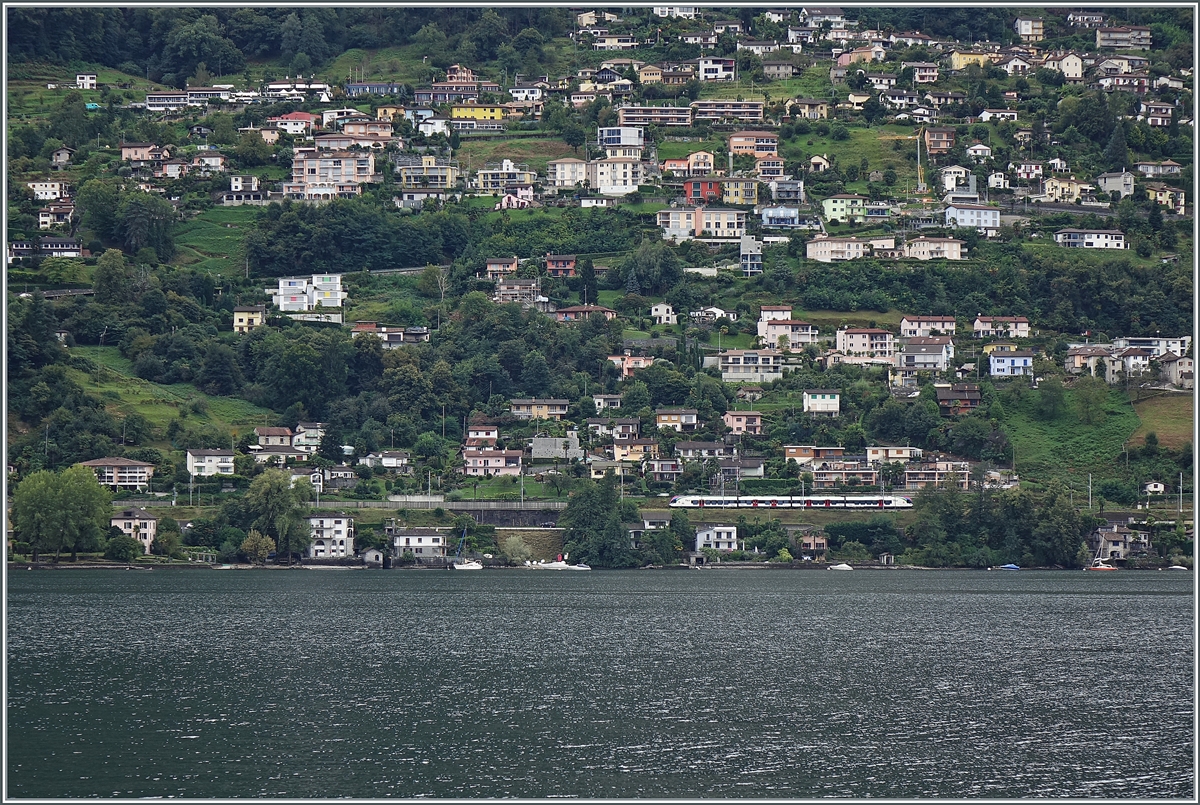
[989,350,1036,377]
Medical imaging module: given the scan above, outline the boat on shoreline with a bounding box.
[526,554,590,571]
[1085,558,1118,571]
[451,527,483,571]
[827,562,853,571]
[993,563,1020,571]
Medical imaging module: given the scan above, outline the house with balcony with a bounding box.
[608,354,654,378]
[836,328,896,359]
[728,130,779,157]
[905,461,972,491]
[656,407,699,432]
[1144,183,1186,214]
[282,148,376,201]
[973,316,1031,338]
[821,194,869,223]
[1053,229,1127,249]
[789,97,829,119]
[900,315,957,337]
[760,318,818,350]
[461,449,523,476]
[390,526,447,559]
[544,254,577,278]
[254,427,294,448]
[809,460,879,490]
[723,179,759,206]
[935,383,982,416]
[186,449,235,477]
[902,61,940,83]
[722,411,764,435]
[656,206,746,241]
[923,127,956,154]
[510,398,569,420]
[307,514,355,558]
[802,389,841,417]
[695,525,740,552]
[904,236,967,260]
[784,445,846,464]
[989,350,1036,377]
[719,350,785,383]
[616,105,692,127]
[689,99,763,124]
[866,446,924,464]
[945,203,1001,235]
[555,305,617,323]
[111,508,157,555]
[897,337,955,383]
[79,457,157,491]
[1157,353,1195,389]
[588,417,641,441]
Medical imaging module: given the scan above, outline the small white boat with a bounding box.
[1085,558,1118,571]
[451,527,483,571]
[526,554,591,571]
[1168,565,1189,571]
[827,562,854,571]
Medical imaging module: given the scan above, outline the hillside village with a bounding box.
[6,6,1194,569]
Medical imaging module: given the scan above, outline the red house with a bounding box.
[545,253,577,278]
[684,178,722,202]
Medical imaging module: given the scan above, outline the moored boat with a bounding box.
[1085,558,1118,571]
[996,563,1020,571]
[525,554,590,571]
[827,562,853,571]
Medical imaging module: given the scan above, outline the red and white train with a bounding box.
[668,495,914,509]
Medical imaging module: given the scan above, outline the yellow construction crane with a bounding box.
[916,127,927,193]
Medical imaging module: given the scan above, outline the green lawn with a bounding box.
[1004,385,1142,487]
[70,345,276,443]
[455,136,579,177]
[781,124,917,187]
[655,138,725,161]
[172,206,261,278]
[1130,392,1194,450]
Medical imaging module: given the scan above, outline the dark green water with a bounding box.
[5,567,1194,798]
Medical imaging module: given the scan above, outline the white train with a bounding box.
[668,495,914,510]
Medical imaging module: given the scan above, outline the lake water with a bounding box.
[5,567,1194,799]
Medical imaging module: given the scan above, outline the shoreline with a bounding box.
[10,561,1189,572]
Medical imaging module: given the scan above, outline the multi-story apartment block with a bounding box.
[923,127,956,154]
[475,159,537,194]
[723,179,759,206]
[689,99,763,123]
[617,105,693,127]
[904,236,968,260]
[806,236,895,262]
[657,206,746,241]
[719,350,785,383]
[307,513,355,558]
[905,461,972,491]
[79,458,156,491]
[900,315,957,338]
[1096,26,1152,49]
[902,61,940,83]
[1013,17,1044,43]
[509,399,570,420]
[989,350,1036,377]
[945,203,1001,235]
[395,155,460,189]
[587,156,643,195]
[836,328,896,358]
[461,449,523,476]
[546,157,589,188]
[186,449,235,477]
[728,130,779,157]
[110,508,157,554]
[973,316,1031,338]
[821,193,869,223]
[597,126,645,159]
[722,411,764,436]
[283,148,375,200]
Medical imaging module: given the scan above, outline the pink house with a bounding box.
[461,449,522,476]
[545,254,577,278]
[723,410,764,435]
[608,354,654,377]
[555,305,617,322]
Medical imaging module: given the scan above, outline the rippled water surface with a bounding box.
[6,567,1194,798]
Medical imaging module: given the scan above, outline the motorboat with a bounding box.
[1085,558,1118,571]
[996,563,1020,571]
[1168,565,1189,571]
[525,554,591,571]
[827,562,854,571]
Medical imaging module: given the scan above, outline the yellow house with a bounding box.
[376,105,406,122]
[233,305,266,333]
[638,64,663,85]
[982,341,1019,355]
[949,50,993,71]
[509,398,570,420]
[612,440,659,462]
[722,179,759,205]
[451,102,504,121]
[1043,175,1094,203]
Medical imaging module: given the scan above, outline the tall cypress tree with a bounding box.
[1102,124,1129,172]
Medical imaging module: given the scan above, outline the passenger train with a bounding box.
[668,494,914,510]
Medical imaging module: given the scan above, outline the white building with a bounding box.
[271,274,347,312]
[308,513,354,558]
[186,449,235,477]
[945,203,1001,235]
[802,389,841,417]
[651,303,677,326]
[391,527,447,559]
[1053,229,1127,249]
[989,351,1036,377]
[719,350,785,383]
[110,508,157,555]
[695,525,740,552]
[836,328,896,358]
